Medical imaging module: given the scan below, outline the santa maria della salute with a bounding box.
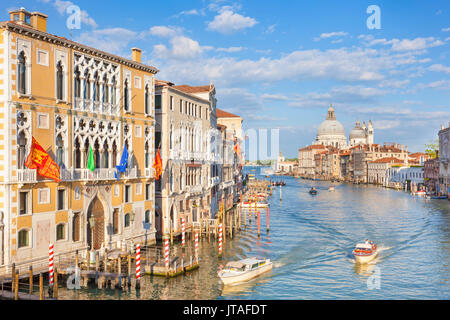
[313,105,374,148]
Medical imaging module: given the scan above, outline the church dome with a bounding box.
[317,105,346,137]
[317,120,346,136]
[349,120,366,140]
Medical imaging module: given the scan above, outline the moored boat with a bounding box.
[309,188,318,195]
[328,186,335,191]
[413,190,426,196]
[218,257,272,285]
[352,242,378,264]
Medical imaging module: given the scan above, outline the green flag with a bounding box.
[87,145,95,172]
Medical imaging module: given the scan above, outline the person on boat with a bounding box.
[365,239,369,244]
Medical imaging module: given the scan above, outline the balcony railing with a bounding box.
[15,169,37,183]
[144,168,154,178]
[187,185,203,194]
[73,168,116,180]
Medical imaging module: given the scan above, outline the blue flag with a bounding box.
[115,145,128,180]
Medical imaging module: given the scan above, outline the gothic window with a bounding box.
[112,141,118,167]
[102,141,109,168]
[145,141,150,169]
[17,131,27,169]
[56,61,64,100]
[83,139,90,168]
[74,67,81,98]
[84,70,91,100]
[18,51,26,94]
[74,137,81,169]
[145,84,150,115]
[94,139,100,168]
[103,74,109,103]
[111,76,117,105]
[124,79,129,112]
[56,134,65,168]
[93,72,100,102]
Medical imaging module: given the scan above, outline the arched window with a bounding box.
[94,139,100,169]
[145,141,150,168]
[18,131,27,169]
[56,224,65,241]
[56,61,64,100]
[111,76,117,105]
[72,213,80,242]
[103,74,109,103]
[56,134,65,168]
[145,84,149,115]
[74,137,81,169]
[93,72,100,102]
[124,213,130,228]
[18,229,29,248]
[74,67,81,98]
[124,79,129,111]
[102,141,109,168]
[18,51,26,94]
[84,71,91,100]
[112,141,118,167]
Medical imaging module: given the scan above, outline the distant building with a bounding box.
[298,145,326,176]
[349,120,374,146]
[424,158,439,194]
[368,157,404,185]
[438,123,450,196]
[313,105,347,149]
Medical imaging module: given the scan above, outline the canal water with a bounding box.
[59,167,450,299]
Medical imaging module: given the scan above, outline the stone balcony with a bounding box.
[186,185,203,194]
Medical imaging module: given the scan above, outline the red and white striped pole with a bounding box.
[195,232,199,262]
[218,224,223,257]
[257,210,261,237]
[164,238,169,269]
[48,243,54,286]
[135,244,141,289]
[181,217,185,247]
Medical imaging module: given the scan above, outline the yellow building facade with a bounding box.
[0,8,158,272]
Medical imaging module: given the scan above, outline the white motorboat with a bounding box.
[413,190,426,196]
[218,257,272,285]
[352,242,378,264]
[328,186,335,191]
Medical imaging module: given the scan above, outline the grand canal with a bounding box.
[59,167,449,299]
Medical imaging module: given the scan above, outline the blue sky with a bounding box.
[5,0,450,158]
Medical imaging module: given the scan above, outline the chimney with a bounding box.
[405,145,407,152]
[31,12,48,33]
[131,48,142,63]
[401,144,404,151]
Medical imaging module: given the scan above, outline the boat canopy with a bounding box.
[356,243,372,249]
[225,261,246,268]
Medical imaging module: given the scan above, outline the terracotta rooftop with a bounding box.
[155,79,174,87]
[216,108,241,119]
[370,157,404,164]
[217,124,227,131]
[172,84,214,94]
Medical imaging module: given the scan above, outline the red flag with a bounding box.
[234,143,242,163]
[25,137,61,182]
[153,148,163,180]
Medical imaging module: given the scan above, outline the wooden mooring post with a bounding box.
[29,266,33,295]
[14,271,19,300]
[39,273,44,300]
[54,268,58,299]
[11,263,15,292]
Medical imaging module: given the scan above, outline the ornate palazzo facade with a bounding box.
[0,8,158,272]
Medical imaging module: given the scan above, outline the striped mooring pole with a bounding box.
[48,243,54,297]
[181,217,185,247]
[218,223,223,257]
[195,231,199,262]
[164,238,170,269]
[135,244,141,289]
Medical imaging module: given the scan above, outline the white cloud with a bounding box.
[147,26,182,38]
[442,27,450,32]
[261,94,289,101]
[361,36,444,52]
[373,120,401,130]
[207,9,257,34]
[75,28,137,55]
[314,31,348,41]
[216,46,246,53]
[153,36,213,60]
[428,63,450,73]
